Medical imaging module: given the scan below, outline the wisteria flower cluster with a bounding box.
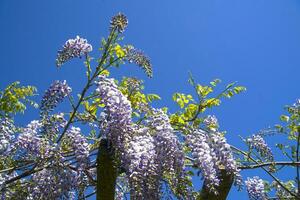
[110,13,128,33]
[126,133,159,199]
[148,109,185,180]
[64,127,90,169]
[27,165,77,200]
[15,120,53,159]
[246,134,273,161]
[186,129,241,192]
[203,115,219,131]
[95,75,133,155]
[56,36,92,67]
[0,118,14,155]
[245,176,267,200]
[40,80,72,115]
[126,47,153,78]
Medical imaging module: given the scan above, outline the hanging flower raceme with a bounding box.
[186,129,220,190]
[247,134,273,161]
[56,36,92,67]
[245,176,267,200]
[64,127,90,169]
[27,165,77,200]
[186,129,242,192]
[95,75,133,153]
[126,133,159,199]
[149,109,185,176]
[203,115,219,131]
[209,132,242,186]
[143,108,185,195]
[40,80,71,115]
[16,120,53,159]
[0,118,14,155]
[126,47,153,78]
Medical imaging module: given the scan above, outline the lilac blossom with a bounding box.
[245,176,267,200]
[40,80,71,115]
[56,36,92,67]
[247,134,273,161]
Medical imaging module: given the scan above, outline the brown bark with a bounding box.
[96,139,117,200]
[198,170,234,200]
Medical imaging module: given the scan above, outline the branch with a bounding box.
[240,161,300,169]
[96,138,117,200]
[198,170,234,200]
[231,145,298,198]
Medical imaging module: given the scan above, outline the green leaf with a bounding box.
[280,115,290,122]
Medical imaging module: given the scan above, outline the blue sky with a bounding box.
[1,0,300,199]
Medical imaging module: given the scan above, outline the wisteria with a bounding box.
[56,36,92,67]
[40,80,71,115]
[186,129,242,192]
[245,176,267,200]
[110,13,128,33]
[15,120,53,159]
[203,115,219,131]
[186,129,220,191]
[64,127,90,169]
[2,12,299,200]
[148,109,185,178]
[0,118,14,155]
[27,166,77,200]
[209,132,242,186]
[95,75,133,154]
[126,133,159,199]
[247,134,273,161]
[126,47,153,78]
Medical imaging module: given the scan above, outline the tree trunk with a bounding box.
[96,139,117,200]
[198,170,234,200]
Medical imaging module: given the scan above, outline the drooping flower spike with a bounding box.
[56,36,92,67]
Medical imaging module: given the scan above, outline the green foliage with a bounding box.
[0,81,37,116]
[170,76,246,130]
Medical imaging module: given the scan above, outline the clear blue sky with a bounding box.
[1,0,300,199]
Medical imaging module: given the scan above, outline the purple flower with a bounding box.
[146,109,185,193]
[95,75,133,154]
[0,118,14,155]
[126,47,153,78]
[247,134,273,161]
[40,80,71,115]
[186,129,220,191]
[245,176,267,200]
[209,131,242,186]
[203,115,219,131]
[56,36,92,67]
[110,13,128,33]
[126,133,159,199]
[65,127,90,169]
[187,129,242,192]
[28,166,77,199]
